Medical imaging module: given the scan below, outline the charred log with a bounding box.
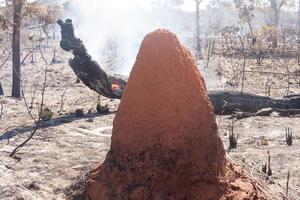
[273,108,300,117]
[57,19,300,116]
[209,91,300,115]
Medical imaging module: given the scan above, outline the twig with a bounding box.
[10,65,49,157]
[0,49,12,70]
[39,43,48,65]
[286,171,290,200]
[20,46,38,65]
[59,86,69,113]
[267,150,272,177]
[21,89,37,123]
[0,98,3,119]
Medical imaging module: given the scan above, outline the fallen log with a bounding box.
[57,19,300,116]
[273,108,300,117]
[209,91,300,115]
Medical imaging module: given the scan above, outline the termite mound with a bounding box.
[86,29,266,200]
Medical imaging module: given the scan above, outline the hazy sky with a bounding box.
[0,0,210,10]
[94,0,209,12]
[181,0,210,11]
[71,0,210,75]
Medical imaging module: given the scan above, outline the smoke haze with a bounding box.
[67,0,191,75]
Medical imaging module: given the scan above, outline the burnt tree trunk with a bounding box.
[57,19,125,99]
[57,19,300,115]
[11,0,23,98]
[0,81,3,96]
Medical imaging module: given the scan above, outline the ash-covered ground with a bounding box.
[0,35,300,199]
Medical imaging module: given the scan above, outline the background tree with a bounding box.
[298,0,300,64]
[0,81,3,96]
[268,0,288,28]
[11,0,24,98]
[234,0,255,41]
[24,1,62,43]
[195,0,203,59]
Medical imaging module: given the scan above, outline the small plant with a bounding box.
[261,163,267,173]
[229,120,238,149]
[285,127,293,146]
[0,81,3,96]
[262,151,272,178]
[96,95,110,114]
[96,103,109,114]
[51,49,58,64]
[75,109,84,117]
[267,150,272,177]
[286,171,290,200]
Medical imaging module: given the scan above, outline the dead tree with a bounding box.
[12,0,24,98]
[195,0,203,59]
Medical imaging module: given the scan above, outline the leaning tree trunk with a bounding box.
[57,19,125,99]
[11,0,23,98]
[57,19,300,116]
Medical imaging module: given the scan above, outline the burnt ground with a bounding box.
[0,36,300,199]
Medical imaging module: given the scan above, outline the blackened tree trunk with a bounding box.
[57,19,126,99]
[298,0,300,65]
[0,81,3,96]
[11,0,23,98]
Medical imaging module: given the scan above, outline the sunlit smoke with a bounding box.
[66,0,191,75]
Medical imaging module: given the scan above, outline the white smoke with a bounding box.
[66,0,192,75]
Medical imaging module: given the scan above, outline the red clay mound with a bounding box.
[86,30,266,200]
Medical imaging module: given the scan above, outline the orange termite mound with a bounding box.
[87,30,266,200]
